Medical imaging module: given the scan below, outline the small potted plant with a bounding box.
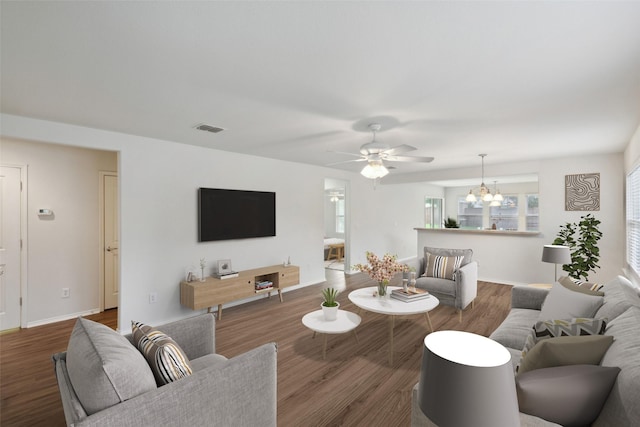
[321,288,340,321]
[444,217,459,228]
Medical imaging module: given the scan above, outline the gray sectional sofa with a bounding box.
[52,313,277,427]
[412,275,640,426]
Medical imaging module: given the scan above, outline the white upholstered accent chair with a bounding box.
[415,247,478,322]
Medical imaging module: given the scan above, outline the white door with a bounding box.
[0,166,22,330]
[103,174,119,310]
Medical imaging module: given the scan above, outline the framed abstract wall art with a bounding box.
[565,173,600,211]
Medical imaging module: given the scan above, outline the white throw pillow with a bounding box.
[539,283,604,320]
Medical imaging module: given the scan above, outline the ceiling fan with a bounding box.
[328,123,434,179]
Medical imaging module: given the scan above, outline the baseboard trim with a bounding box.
[26,308,101,328]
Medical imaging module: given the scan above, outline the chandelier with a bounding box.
[465,154,503,203]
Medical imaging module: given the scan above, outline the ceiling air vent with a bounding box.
[194,123,225,133]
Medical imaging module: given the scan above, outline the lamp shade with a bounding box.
[418,331,520,427]
[541,245,572,265]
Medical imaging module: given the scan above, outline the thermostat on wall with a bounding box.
[37,209,53,216]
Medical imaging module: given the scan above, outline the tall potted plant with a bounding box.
[321,288,340,321]
[552,214,602,280]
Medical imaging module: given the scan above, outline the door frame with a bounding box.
[98,171,118,312]
[323,178,351,273]
[1,163,29,328]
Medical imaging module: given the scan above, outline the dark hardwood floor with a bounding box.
[0,270,511,426]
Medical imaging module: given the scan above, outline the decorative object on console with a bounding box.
[552,214,602,280]
[217,259,232,274]
[199,258,207,282]
[418,330,520,427]
[541,244,571,281]
[352,251,407,298]
[565,172,600,211]
[321,288,340,321]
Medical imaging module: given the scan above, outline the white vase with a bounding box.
[322,302,340,321]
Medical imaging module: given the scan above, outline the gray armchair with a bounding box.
[52,313,277,427]
[415,246,478,322]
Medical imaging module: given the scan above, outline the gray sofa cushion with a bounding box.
[490,308,541,350]
[594,306,640,426]
[539,283,603,320]
[594,277,640,322]
[415,276,457,297]
[190,353,228,372]
[517,365,620,427]
[66,317,157,415]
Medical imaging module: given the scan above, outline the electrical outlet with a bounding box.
[149,292,157,304]
[62,288,70,298]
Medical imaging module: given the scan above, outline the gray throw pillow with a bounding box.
[539,283,604,320]
[517,365,620,427]
[66,317,157,415]
[517,335,613,374]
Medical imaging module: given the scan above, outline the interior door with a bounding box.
[103,174,119,310]
[0,166,22,330]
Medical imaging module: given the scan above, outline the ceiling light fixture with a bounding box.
[361,159,389,179]
[466,154,493,202]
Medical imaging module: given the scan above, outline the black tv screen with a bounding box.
[198,188,276,242]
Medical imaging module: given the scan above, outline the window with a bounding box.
[456,193,539,231]
[424,197,444,228]
[526,194,539,231]
[458,198,483,229]
[627,164,640,277]
[335,199,345,233]
[489,195,518,230]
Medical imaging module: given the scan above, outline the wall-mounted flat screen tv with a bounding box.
[198,188,276,242]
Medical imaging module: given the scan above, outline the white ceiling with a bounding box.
[2,1,640,180]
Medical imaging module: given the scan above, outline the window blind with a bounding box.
[627,164,640,276]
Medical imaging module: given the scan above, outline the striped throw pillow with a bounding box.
[424,254,464,280]
[131,321,193,386]
[559,276,604,292]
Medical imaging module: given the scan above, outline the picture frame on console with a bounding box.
[217,259,233,275]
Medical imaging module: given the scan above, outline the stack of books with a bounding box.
[390,288,430,302]
[255,280,273,291]
[213,271,239,279]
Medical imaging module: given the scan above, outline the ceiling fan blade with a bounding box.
[326,158,368,166]
[385,155,435,163]
[328,150,366,158]
[383,144,417,155]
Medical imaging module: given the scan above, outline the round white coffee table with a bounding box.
[301,309,361,360]
[348,286,439,365]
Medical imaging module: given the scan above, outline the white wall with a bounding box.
[1,114,432,332]
[1,139,117,325]
[418,153,625,285]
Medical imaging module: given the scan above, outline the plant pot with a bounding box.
[321,302,340,321]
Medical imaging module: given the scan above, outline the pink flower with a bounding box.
[352,251,407,284]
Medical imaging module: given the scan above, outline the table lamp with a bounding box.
[541,244,572,282]
[417,330,520,427]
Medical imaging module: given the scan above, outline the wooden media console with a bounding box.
[180,264,300,320]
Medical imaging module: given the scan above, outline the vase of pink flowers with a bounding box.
[353,252,408,298]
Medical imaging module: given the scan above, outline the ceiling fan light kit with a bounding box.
[361,160,389,179]
[329,123,434,180]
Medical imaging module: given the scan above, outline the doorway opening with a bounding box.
[324,178,349,273]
